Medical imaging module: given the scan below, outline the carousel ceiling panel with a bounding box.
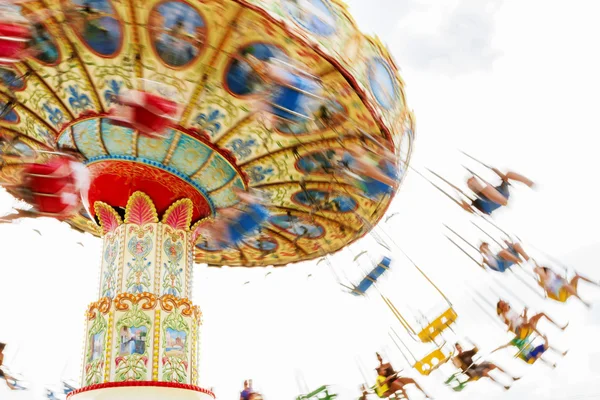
[239,136,360,187]
[46,0,135,114]
[0,94,55,146]
[135,0,242,112]
[17,2,103,118]
[0,65,71,131]
[182,7,333,139]
[214,72,379,170]
[237,0,407,141]
[0,0,414,267]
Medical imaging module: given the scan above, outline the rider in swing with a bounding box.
[459,168,534,215]
[491,334,568,368]
[0,343,19,390]
[452,342,520,391]
[479,240,530,273]
[199,188,270,250]
[373,353,431,399]
[496,300,567,339]
[533,264,600,308]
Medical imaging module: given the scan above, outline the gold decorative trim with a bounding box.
[86,297,112,320]
[159,295,195,317]
[114,292,159,311]
[162,131,182,165]
[152,309,161,381]
[154,224,164,296]
[103,311,114,382]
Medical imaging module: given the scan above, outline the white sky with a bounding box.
[2,0,600,399]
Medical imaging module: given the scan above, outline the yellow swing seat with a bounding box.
[414,348,452,376]
[417,307,458,343]
[540,279,578,303]
[515,325,534,340]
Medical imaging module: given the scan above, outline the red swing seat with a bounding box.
[22,157,82,218]
[0,21,31,65]
[109,90,180,139]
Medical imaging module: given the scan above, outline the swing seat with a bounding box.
[445,372,474,392]
[23,157,84,217]
[545,279,578,303]
[515,325,534,340]
[516,351,538,364]
[109,90,180,138]
[414,348,451,376]
[350,257,391,296]
[417,307,458,343]
[0,22,31,65]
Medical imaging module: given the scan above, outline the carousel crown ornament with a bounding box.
[0,0,414,398]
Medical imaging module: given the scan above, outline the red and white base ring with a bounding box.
[67,382,215,400]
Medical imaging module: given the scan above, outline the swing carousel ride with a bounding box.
[2,0,597,399]
[0,0,413,398]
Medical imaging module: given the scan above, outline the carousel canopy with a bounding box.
[0,0,414,267]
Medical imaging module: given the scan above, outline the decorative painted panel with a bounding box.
[167,134,213,176]
[83,293,201,387]
[72,118,106,158]
[160,224,189,298]
[99,225,125,299]
[137,129,177,162]
[101,119,135,156]
[123,224,159,295]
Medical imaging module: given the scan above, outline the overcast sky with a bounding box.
[2,0,600,399]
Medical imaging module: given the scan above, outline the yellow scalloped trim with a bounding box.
[86,221,102,236]
[94,201,123,235]
[190,216,213,243]
[124,191,158,225]
[161,198,194,231]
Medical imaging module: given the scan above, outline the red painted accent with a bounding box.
[86,161,211,221]
[67,382,215,399]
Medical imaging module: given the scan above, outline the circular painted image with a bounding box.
[148,1,207,68]
[295,149,338,174]
[62,0,123,57]
[292,189,357,213]
[367,58,397,110]
[276,99,346,135]
[269,214,324,239]
[29,22,60,65]
[282,0,337,37]
[243,236,278,252]
[0,68,26,91]
[0,102,19,123]
[225,43,285,96]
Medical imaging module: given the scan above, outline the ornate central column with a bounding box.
[68,192,213,400]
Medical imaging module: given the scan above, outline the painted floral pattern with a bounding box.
[125,236,153,294]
